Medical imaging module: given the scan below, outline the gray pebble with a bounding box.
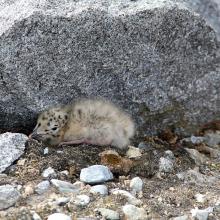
[0,185,21,210]
[35,180,50,194]
[80,165,113,184]
[51,179,79,193]
[0,132,28,173]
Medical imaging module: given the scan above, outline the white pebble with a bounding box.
[42,167,56,178]
[96,208,120,220]
[126,146,142,158]
[90,185,108,196]
[44,147,49,155]
[122,204,147,220]
[191,207,213,220]
[47,213,71,220]
[111,189,142,205]
[74,195,90,206]
[195,193,206,203]
[130,177,143,193]
[54,197,70,206]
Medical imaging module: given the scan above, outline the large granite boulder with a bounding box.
[0,0,219,135]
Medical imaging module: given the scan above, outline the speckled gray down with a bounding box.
[0,0,219,135]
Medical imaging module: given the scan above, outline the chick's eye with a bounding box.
[52,127,57,131]
[38,123,41,127]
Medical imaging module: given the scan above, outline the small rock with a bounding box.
[80,165,113,184]
[0,185,21,210]
[60,170,69,176]
[35,180,50,194]
[214,203,220,213]
[73,181,85,190]
[185,148,208,165]
[195,193,206,203]
[176,168,216,184]
[96,208,120,220]
[164,150,175,160]
[23,184,34,197]
[130,177,143,193]
[191,207,213,220]
[191,136,205,144]
[42,167,56,178]
[54,197,70,206]
[47,213,71,220]
[17,158,26,166]
[100,150,133,174]
[159,150,175,173]
[122,204,147,220]
[90,185,108,196]
[111,189,142,205]
[31,211,42,220]
[44,147,49,155]
[126,146,142,159]
[0,132,28,173]
[51,179,79,193]
[159,157,174,173]
[73,195,90,206]
[204,132,220,148]
[173,215,188,220]
[17,185,22,191]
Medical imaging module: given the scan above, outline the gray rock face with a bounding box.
[0,185,21,210]
[0,0,220,134]
[0,132,28,173]
[184,0,220,40]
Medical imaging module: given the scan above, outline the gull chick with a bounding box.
[29,98,135,149]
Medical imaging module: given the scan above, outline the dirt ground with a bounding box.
[0,134,219,219]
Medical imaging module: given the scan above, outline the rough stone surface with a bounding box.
[0,185,21,210]
[184,0,220,40]
[80,165,113,184]
[0,0,220,135]
[0,132,28,173]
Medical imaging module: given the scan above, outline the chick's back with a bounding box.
[64,99,135,149]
